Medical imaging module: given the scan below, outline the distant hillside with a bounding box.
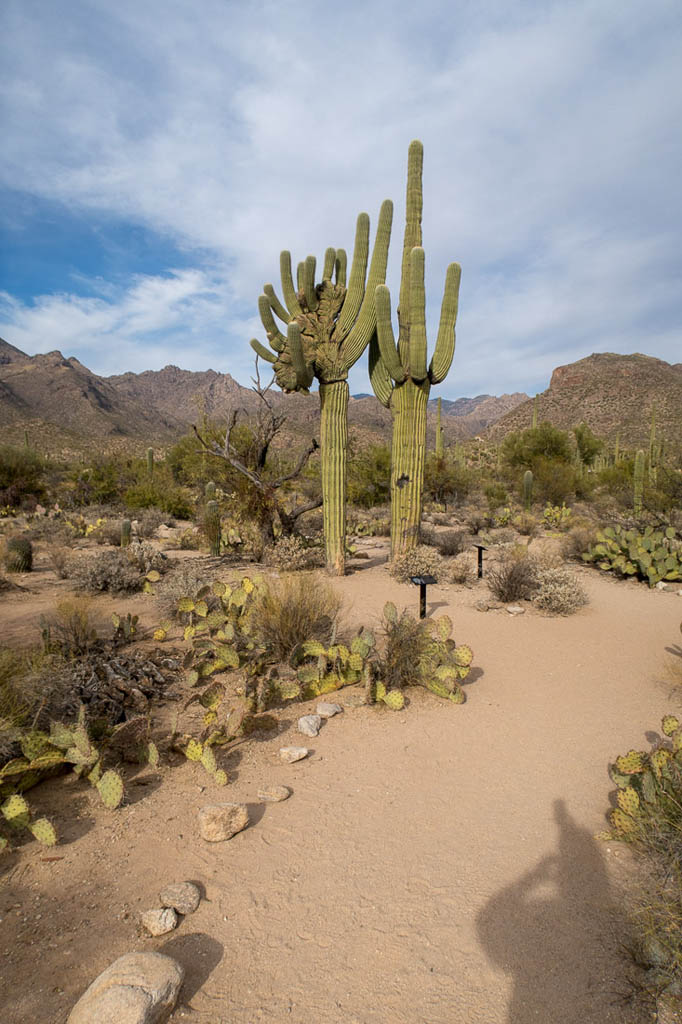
[486,353,682,449]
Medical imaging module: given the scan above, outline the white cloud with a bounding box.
[1,0,681,396]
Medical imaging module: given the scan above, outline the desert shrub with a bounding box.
[448,553,475,586]
[136,508,166,539]
[512,512,540,538]
[124,480,193,519]
[561,524,598,561]
[435,529,468,557]
[40,598,103,657]
[485,482,508,513]
[0,445,45,508]
[423,454,473,508]
[71,550,144,593]
[419,525,439,547]
[178,528,202,550]
[45,544,73,579]
[466,512,488,535]
[264,535,318,571]
[3,536,33,572]
[125,540,168,576]
[502,422,573,469]
[389,545,445,584]
[532,456,577,506]
[486,551,539,602]
[155,564,215,619]
[532,567,588,615]
[347,444,391,508]
[250,574,342,664]
[92,519,124,546]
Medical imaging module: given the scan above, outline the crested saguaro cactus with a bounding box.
[369,141,461,558]
[250,200,393,574]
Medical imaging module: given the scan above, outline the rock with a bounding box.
[298,714,322,737]
[198,802,249,842]
[157,525,175,539]
[656,580,668,590]
[67,951,184,1024]
[506,604,525,615]
[159,881,201,916]
[258,785,291,802]
[316,702,343,719]
[279,746,309,763]
[141,908,178,937]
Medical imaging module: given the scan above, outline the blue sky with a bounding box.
[1,0,681,399]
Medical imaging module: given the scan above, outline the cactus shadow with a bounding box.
[123,770,164,806]
[246,802,267,826]
[158,932,224,1002]
[477,799,627,1024]
[463,665,484,685]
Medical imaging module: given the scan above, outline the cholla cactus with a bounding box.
[251,199,393,574]
[369,141,462,559]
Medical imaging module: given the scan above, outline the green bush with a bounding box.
[0,446,45,508]
[347,444,391,508]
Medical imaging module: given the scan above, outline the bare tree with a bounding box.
[193,360,321,539]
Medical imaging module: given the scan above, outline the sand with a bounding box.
[1,550,681,1023]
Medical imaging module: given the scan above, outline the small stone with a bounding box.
[316,702,343,719]
[279,746,309,763]
[506,604,525,615]
[198,802,249,843]
[298,714,322,737]
[656,580,667,590]
[159,881,201,916]
[141,907,178,937]
[67,951,184,1023]
[258,785,291,802]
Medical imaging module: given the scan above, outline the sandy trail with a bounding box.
[1,562,680,1023]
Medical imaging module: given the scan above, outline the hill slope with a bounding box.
[486,353,682,449]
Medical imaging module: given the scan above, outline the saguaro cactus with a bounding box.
[634,449,645,515]
[523,470,533,510]
[368,140,461,559]
[146,447,154,477]
[250,200,393,574]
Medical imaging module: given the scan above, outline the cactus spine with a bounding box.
[251,201,393,574]
[147,447,154,477]
[369,141,461,559]
[435,396,444,458]
[121,519,131,548]
[205,500,221,556]
[523,470,533,510]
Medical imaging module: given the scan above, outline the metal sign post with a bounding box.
[410,574,437,619]
[473,544,487,579]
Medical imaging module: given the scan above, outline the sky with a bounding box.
[1,0,681,400]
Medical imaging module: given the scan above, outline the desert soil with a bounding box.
[1,542,681,1023]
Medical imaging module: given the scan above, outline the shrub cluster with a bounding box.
[389,545,445,584]
[532,566,588,615]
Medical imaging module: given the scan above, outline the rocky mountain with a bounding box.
[486,353,682,449]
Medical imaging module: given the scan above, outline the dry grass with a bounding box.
[39,597,104,657]
[250,573,342,664]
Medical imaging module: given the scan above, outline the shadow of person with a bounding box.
[477,799,624,1024]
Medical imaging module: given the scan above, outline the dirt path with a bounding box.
[1,563,680,1023]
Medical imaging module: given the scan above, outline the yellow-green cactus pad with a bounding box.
[29,818,57,846]
[662,715,680,736]
[382,689,405,711]
[453,645,474,668]
[616,787,640,817]
[2,794,30,829]
[610,807,637,835]
[650,748,672,778]
[214,769,228,786]
[97,770,124,809]
[185,739,203,761]
[615,751,645,775]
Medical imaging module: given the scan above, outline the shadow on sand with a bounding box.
[477,799,632,1024]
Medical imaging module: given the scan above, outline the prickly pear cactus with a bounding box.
[96,770,124,809]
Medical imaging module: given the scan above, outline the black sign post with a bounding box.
[410,574,437,619]
[473,544,487,579]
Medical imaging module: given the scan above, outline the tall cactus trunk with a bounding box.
[435,396,444,457]
[320,380,348,575]
[390,380,429,559]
